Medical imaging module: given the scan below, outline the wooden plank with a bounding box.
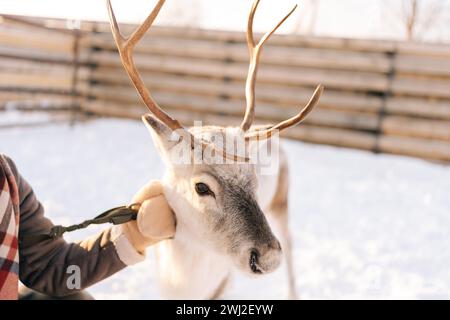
[91,25,398,53]
[0,91,76,102]
[0,73,73,91]
[0,91,65,102]
[83,100,377,151]
[396,42,450,59]
[88,70,450,120]
[385,97,450,120]
[0,57,88,75]
[83,100,145,119]
[0,47,76,64]
[381,116,450,142]
[379,135,450,162]
[91,24,450,57]
[0,68,90,92]
[90,51,449,98]
[172,106,450,161]
[169,109,378,151]
[87,34,392,73]
[0,25,75,54]
[89,51,389,92]
[6,16,450,57]
[395,55,450,78]
[286,124,377,150]
[0,59,91,94]
[88,69,384,113]
[391,76,450,99]
[86,86,380,131]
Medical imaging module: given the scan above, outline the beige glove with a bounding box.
[122,180,176,253]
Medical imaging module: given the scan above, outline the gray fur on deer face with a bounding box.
[143,114,282,275]
[200,165,282,275]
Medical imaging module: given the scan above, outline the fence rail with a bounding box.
[1,15,450,162]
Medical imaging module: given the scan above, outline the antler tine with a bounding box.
[245,84,324,141]
[241,1,298,132]
[256,4,298,50]
[127,0,165,49]
[106,0,165,49]
[106,0,124,46]
[246,0,260,49]
[106,0,182,131]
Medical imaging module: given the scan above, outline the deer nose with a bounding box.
[249,240,282,274]
[250,249,262,273]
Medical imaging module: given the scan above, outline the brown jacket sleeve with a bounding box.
[5,156,128,297]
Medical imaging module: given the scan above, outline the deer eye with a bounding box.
[195,183,214,197]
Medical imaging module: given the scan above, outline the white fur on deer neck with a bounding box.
[151,172,231,299]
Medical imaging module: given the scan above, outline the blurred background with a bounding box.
[1,0,450,41]
[1,0,450,299]
[1,0,449,161]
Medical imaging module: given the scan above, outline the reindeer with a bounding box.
[106,0,323,299]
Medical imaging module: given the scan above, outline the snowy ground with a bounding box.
[1,117,449,299]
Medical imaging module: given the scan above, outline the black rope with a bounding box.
[19,204,140,247]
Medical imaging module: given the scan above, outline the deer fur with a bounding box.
[106,0,323,300]
[144,115,296,299]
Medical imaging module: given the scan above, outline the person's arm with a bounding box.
[5,156,173,297]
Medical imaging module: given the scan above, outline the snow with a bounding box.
[1,116,449,299]
[0,110,52,126]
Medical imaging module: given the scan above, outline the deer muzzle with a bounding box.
[248,239,282,274]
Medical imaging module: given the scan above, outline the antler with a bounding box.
[241,0,297,132]
[106,0,182,131]
[107,0,323,160]
[241,0,324,139]
[106,0,247,162]
[245,84,324,141]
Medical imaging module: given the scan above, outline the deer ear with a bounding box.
[142,114,192,166]
[142,114,180,154]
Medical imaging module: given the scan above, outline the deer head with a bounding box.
[107,0,323,275]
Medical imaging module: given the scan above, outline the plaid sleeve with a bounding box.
[0,155,20,300]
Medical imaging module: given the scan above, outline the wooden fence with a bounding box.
[1,15,450,162]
